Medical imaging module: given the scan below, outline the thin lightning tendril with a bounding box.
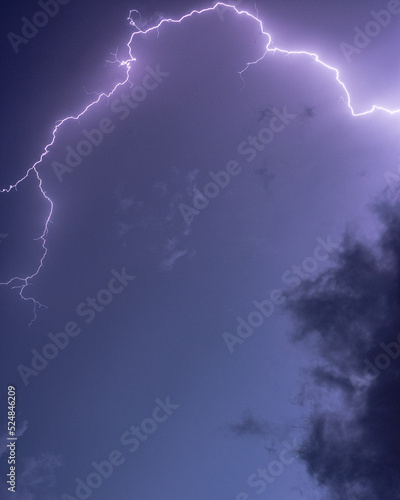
[1,2,399,324]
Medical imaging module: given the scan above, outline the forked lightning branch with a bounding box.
[1,2,400,323]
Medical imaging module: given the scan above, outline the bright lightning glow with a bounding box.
[1,2,399,323]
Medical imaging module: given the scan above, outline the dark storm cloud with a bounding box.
[286,196,400,499]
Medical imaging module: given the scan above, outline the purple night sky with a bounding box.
[1,1,400,499]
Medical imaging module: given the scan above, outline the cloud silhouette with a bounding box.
[286,196,400,500]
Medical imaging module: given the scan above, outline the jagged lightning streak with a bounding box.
[1,2,399,323]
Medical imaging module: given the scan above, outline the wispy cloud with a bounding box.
[160,249,189,272]
[228,412,274,438]
[1,452,63,499]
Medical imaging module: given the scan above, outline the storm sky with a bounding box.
[1,1,399,499]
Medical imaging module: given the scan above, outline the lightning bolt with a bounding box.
[1,2,399,324]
